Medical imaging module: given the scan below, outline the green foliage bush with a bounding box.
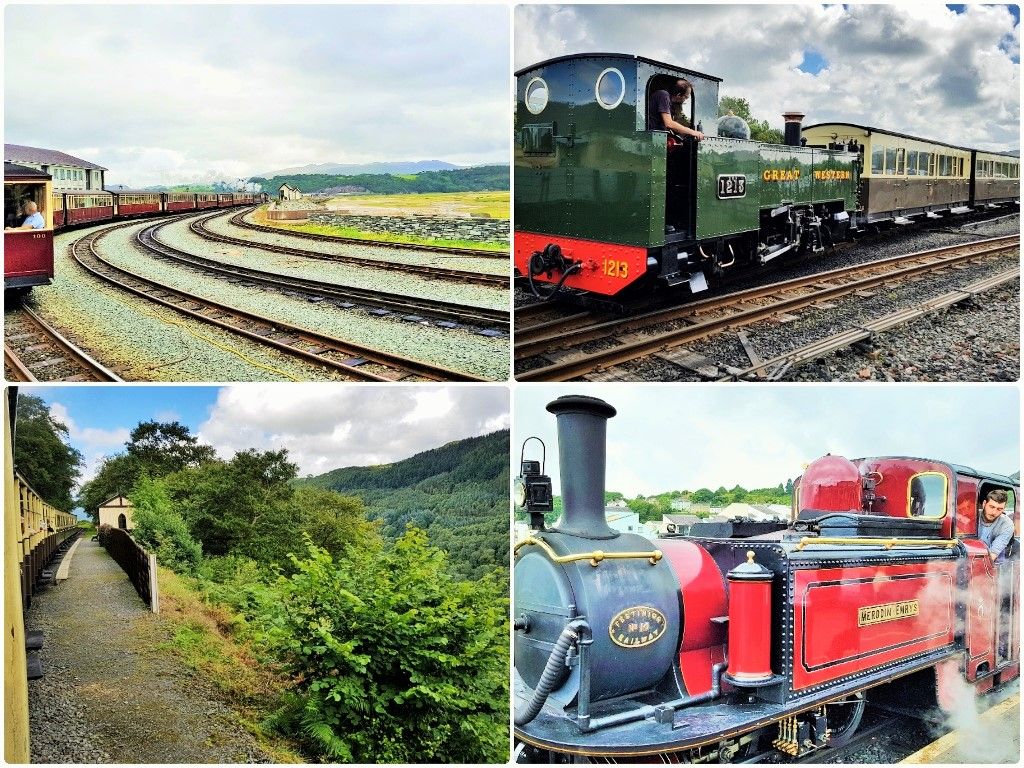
[13,394,83,511]
[257,529,508,763]
[251,165,509,195]
[128,477,202,573]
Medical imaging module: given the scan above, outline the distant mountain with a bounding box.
[298,430,510,583]
[257,160,462,178]
[251,165,509,195]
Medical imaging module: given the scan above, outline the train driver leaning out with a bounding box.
[978,489,1014,563]
[6,201,44,231]
[649,79,705,141]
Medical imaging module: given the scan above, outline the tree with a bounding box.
[125,421,216,477]
[718,96,785,144]
[294,486,378,557]
[13,395,83,511]
[263,528,508,763]
[128,476,202,573]
[78,454,143,523]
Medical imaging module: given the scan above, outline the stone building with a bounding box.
[98,495,134,530]
[4,143,106,191]
[279,183,302,201]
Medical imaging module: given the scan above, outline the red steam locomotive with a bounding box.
[513,395,1019,762]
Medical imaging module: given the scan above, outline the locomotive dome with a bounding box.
[799,453,863,513]
[716,112,751,140]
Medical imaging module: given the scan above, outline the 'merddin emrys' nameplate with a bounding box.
[858,600,919,626]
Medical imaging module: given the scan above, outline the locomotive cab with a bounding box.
[4,163,54,292]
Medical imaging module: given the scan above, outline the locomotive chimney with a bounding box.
[782,111,805,147]
[546,395,618,539]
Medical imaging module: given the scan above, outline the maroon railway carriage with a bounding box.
[4,162,54,291]
[216,193,235,208]
[163,192,198,212]
[58,191,114,226]
[195,193,219,210]
[112,191,162,217]
[513,397,1019,762]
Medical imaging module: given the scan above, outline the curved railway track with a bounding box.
[4,304,122,382]
[138,219,508,330]
[516,234,1019,381]
[188,210,508,288]
[229,209,509,259]
[69,224,487,382]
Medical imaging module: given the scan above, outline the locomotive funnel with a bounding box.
[783,111,805,147]
[546,395,618,539]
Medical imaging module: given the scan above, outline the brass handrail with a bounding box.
[515,536,663,567]
[793,536,957,551]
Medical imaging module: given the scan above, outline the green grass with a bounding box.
[326,190,510,219]
[155,567,306,763]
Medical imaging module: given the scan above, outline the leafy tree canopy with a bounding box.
[13,394,83,511]
[718,96,785,144]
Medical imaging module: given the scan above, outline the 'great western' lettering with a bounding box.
[762,168,801,182]
[813,169,853,181]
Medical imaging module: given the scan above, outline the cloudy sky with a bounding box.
[19,385,510,496]
[516,4,1020,151]
[516,385,1020,496]
[5,5,509,186]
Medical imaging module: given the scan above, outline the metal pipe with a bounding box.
[546,395,618,539]
[580,661,727,732]
[515,619,590,726]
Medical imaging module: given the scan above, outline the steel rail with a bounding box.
[188,210,508,288]
[516,236,1018,380]
[136,219,509,329]
[719,266,1020,382]
[3,305,123,382]
[228,208,509,258]
[515,234,1018,360]
[69,224,486,382]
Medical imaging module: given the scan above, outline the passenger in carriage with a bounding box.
[978,489,1013,563]
[648,79,705,141]
[5,200,44,230]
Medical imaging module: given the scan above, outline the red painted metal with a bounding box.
[67,206,113,225]
[117,203,160,216]
[799,454,862,513]
[4,230,54,287]
[726,557,774,682]
[857,458,955,536]
[791,562,957,691]
[963,539,996,680]
[165,200,196,212]
[53,209,65,227]
[678,646,726,696]
[514,231,648,296]
[956,476,980,537]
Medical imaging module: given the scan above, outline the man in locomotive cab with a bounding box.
[648,79,705,141]
[978,489,1014,563]
[5,200,43,231]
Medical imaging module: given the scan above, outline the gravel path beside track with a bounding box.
[27,540,273,763]
[26,225,357,382]
[222,209,509,276]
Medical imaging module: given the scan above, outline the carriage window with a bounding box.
[895,148,906,175]
[907,151,918,176]
[885,148,897,175]
[524,77,549,115]
[871,147,884,174]
[595,68,626,110]
[4,182,47,228]
[907,472,947,518]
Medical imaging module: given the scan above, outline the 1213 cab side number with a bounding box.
[717,174,747,199]
[602,259,629,279]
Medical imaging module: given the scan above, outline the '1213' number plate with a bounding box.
[717,174,747,199]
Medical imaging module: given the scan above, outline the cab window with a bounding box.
[4,182,47,228]
[907,472,947,518]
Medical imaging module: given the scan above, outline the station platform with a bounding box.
[900,688,1019,764]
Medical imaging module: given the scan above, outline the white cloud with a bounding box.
[515,5,1019,150]
[47,402,130,487]
[515,385,1020,497]
[5,5,510,186]
[197,384,509,476]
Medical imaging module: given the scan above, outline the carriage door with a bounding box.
[964,542,996,680]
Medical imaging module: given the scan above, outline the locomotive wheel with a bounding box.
[825,691,866,748]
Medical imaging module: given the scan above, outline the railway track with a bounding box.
[68,224,486,382]
[4,304,123,382]
[515,234,1019,382]
[137,219,509,331]
[188,210,508,288]
[229,209,509,259]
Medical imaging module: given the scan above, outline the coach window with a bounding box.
[907,472,948,518]
[884,148,897,175]
[907,150,919,175]
[871,146,884,174]
[895,148,906,175]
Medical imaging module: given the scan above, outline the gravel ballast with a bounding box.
[23,225,359,382]
[95,221,508,380]
[27,539,274,763]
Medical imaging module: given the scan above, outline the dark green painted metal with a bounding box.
[695,138,762,239]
